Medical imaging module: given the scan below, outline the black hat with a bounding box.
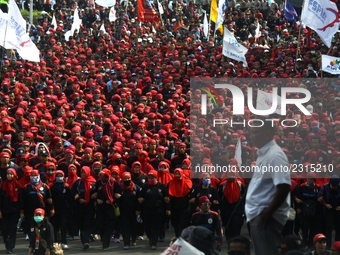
[189,226,215,254]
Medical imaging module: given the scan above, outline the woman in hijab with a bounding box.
[20,170,54,241]
[218,171,245,241]
[0,168,22,254]
[131,161,148,187]
[65,164,79,242]
[41,162,56,186]
[27,208,54,255]
[168,168,193,238]
[157,162,173,241]
[137,170,171,250]
[157,162,173,185]
[92,169,120,250]
[70,166,96,250]
[49,170,71,250]
[19,165,33,187]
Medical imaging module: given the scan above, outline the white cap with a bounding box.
[306,104,313,114]
[137,38,142,43]
[264,49,270,53]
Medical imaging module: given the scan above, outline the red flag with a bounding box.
[137,0,160,22]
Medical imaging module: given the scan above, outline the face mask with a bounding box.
[148,179,156,186]
[56,177,64,183]
[174,175,182,180]
[133,173,140,178]
[115,158,123,165]
[138,156,146,163]
[228,178,235,182]
[202,179,210,186]
[30,176,40,186]
[95,132,103,141]
[34,216,44,223]
[123,180,131,186]
[311,126,319,134]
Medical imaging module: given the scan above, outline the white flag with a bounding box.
[321,54,340,74]
[157,0,164,15]
[152,26,156,34]
[255,22,261,39]
[222,28,248,66]
[51,15,57,30]
[70,8,82,36]
[95,0,115,7]
[160,238,204,255]
[256,90,282,115]
[301,0,339,47]
[234,138,242,168]
[64,30,72,41]
[109,5,116,22]
[3,0,40,62]
[203,12,209,38]
[98,24,107,35]
[215,0,226,31]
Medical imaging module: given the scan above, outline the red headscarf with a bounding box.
[223,174,244,204]
[20,166,32,187]
[168,168,192,198]
[81,166,96,204]
[1,168,21,202]
[45,162,56,183]
[110,166,121,183]
[67,164,78,187]
[157,161,173,185]
[121,172,134,191]
[101,169,115,204]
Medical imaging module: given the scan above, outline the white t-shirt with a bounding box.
[245,140,291,226]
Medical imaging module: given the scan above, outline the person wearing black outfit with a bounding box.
[49,170,71,250]
[20,170,54,241]
[70,166,96,251]
[27,208,55,255]
[189,173,220,213]
[168,168,193,238]
[191,196,222,252]
[118,172,140,250]
[137,170,170,250]
[0,168,22,254]
[296,173,322,249]
[218,174,245,241]
[318,175,340,249]
[92,169,120,251]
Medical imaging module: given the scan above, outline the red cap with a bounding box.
[34,208,45,217]
[313,233,326,244]
[198,196,210,206]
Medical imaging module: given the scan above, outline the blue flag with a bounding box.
[284,0,297,22]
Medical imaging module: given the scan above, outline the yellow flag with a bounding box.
[210,0,223,34]
[210,0,218,23]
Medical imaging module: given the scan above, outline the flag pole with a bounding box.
[296,0,306,58]
[2,20,8,61]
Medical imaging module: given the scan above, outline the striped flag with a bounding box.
[235,138,242,168]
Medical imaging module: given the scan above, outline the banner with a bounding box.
[301,0,339,47]
[321,54,340,74]
[256,90,281,114]
[160,238,204,255]
[222,28,248,66]
[95,0,115,7]
[1,0,40,62]
[137,0,160,22]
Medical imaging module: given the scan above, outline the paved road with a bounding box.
[5,225,250,255]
